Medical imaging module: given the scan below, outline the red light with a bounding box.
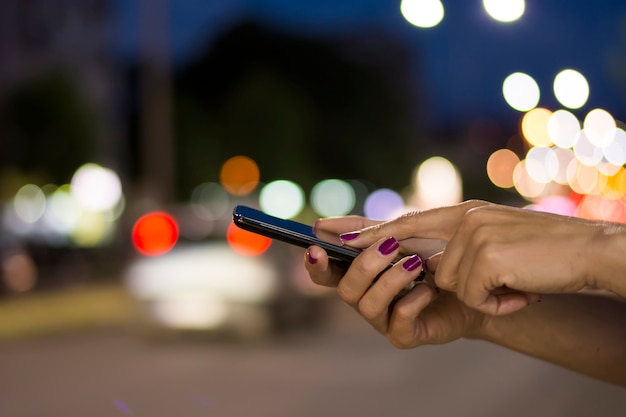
[226,222,271,256]
[132,212,179,256]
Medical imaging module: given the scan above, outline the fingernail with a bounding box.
[402,254,423,272]
[339,231,360,242]
[378,237,399,256]
[306,250,317,264]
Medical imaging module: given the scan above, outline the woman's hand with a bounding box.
[335,201,607,316]
[304,216,486,348]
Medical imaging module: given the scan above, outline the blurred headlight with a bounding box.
[125,242,278,303]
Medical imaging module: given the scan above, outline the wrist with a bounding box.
[590,223,626,297]
[463,308,491,341]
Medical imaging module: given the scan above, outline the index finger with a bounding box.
[345,200,492,248]
[313,216,381,235]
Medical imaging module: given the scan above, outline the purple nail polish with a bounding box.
[378,237,399,255]
[339,231,360,242]
[306,250,317,264]
[402,255,423,272]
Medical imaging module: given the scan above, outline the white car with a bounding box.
[124,240,330,339]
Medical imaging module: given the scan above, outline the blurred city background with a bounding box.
[1,0,626,416]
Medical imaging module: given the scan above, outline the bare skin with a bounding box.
[304,200,626,386]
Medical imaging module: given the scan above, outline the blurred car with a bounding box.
[124,239,332,340]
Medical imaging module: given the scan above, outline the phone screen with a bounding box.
[232,205,361,264]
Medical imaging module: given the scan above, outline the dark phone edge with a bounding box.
[232,207,361,263]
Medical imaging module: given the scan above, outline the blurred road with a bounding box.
[0,299,624,417]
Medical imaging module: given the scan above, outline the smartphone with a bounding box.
[232,205,362,264]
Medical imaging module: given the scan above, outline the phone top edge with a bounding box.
[232,205,361,261]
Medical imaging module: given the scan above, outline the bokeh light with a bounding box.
[259,180,305,219]
[602,168,626,200]
[1,251,37,293]
[219,155,260,196]
[415,156,462,208]
[487,149,520,188]
[311,179,356,217]
[483,0,525,22]
[226,221,272,256]
[190,182,230,221]
[71,163,122,212]
[521,108,553,147]
[364,189,405,220]
[583,108,616,147]
[400,0,444,28]
[552,147,576,184]
[553,69,589,109]
[72,211,110,247]
[513,160,545,199]
[548,109,581,149]
[567,161,601,195]
[502,72,540,112]
[13,184,46,224]
[603,127,626,166]
[500,66,626,221]
[573,131,603,167]
[44,184,80,234]
[596,161,621,178]
[525,146,558,184]
[132,212,179,256]
[532,195,577,216]
[577,194,626,223]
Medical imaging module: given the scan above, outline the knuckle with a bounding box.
[474,241,501,265]
[462,206,490,228]
[357,298,380,321]
[387,334,413,349]
[336,281,359,305]
[392,301,416,322]
[434,272,455,290]
[353,256,375,275]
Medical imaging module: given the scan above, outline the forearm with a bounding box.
[475,293,626,386]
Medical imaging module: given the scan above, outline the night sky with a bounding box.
[112,0,626,128]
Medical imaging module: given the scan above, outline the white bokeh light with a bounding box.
[583,108,617,148]
[259,180,305,219]
[483,0,525,22]
[502,72,540,112]
[71,163,122,212]
[310,179,355,217]
[553,69,589,109]
[548,109,581,149]
[603,128,626,166]
[525,147,559,184]
[13,184,46,224]
[400,0,444,28]
[573,131,604,167]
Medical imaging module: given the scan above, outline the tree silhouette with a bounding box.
[173,21,423,197]
[0,70,96,185]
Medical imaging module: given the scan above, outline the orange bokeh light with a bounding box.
[220,155,260,196]
[132,212,179,256]
[226,222,272,256]
[487,148,520,188]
